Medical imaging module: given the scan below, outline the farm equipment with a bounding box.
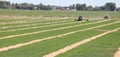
[104,14,110,19]
[75,16,89,22]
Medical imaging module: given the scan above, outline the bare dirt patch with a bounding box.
[114,47,120,57]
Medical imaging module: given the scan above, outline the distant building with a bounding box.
[51,6,76,11]
[51,6,58,10]
[33,6,37,10]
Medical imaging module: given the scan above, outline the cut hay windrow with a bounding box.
[43,27,120,57]
[0,21,77,33]
[0,20,44,25]
[0,21,119,52]
[0,20,73,29]
[0,19,111,40]
[0,18,71,25]
[0,20,116,48]
[0,19,71,26]
[114,47,120,57]
[0,15,71,20]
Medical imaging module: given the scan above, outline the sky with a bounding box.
[3,0,120,7]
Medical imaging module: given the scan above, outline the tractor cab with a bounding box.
[78,16,83,21]
[75,16,89,22]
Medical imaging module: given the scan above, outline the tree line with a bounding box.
[75,2,117,11]
[0,1,120,11]
[0,1,51,10]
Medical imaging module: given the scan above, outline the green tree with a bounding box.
[105,2,116,11]
[116,7,120,11]
[87,6,93,11]
[99,6,106,11]
[0,1,11,9]
[81,4,87,11]
[93,6,101,11]
[76,4,81,10]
